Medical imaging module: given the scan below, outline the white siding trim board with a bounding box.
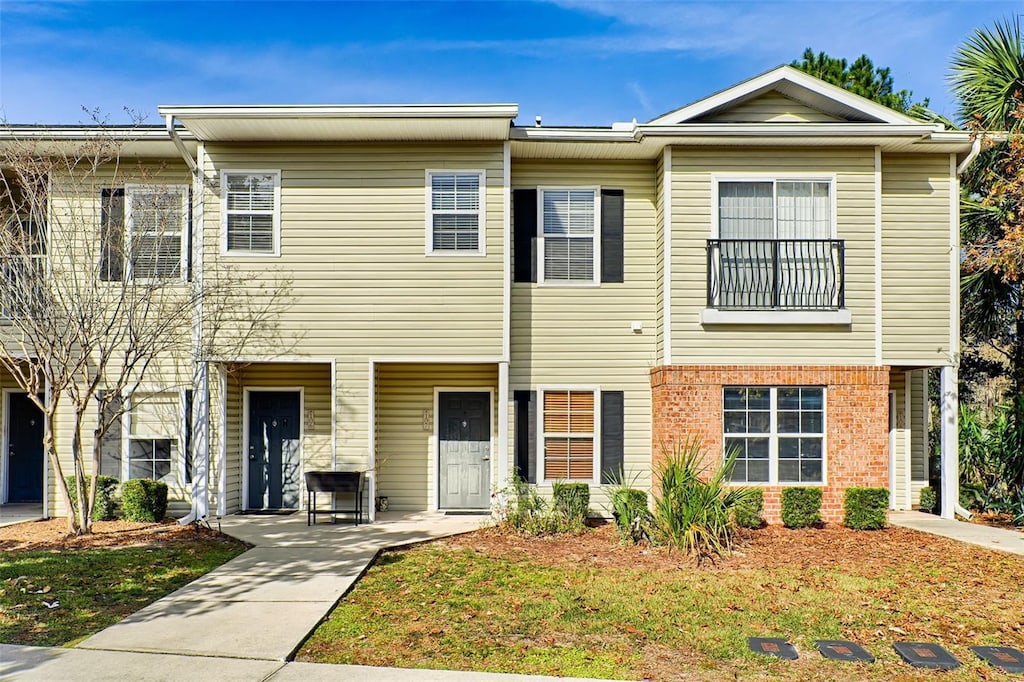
[663,147,672,365]
[874,147,883,365]
[904,370,912,510]
[502,141,511,363]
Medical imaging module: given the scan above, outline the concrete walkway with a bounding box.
[78,511,491,661]
[0,503,43,528]
[890,510,1024,555]
[0,645,607,681]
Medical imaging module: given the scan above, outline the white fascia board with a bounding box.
[647,65,924,126]
[158,104,519,120]
[0,125,194,141]
[509,127,637,142]
[638,123,938,137]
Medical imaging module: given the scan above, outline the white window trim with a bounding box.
[536,186,601,287]
[124,183,189,282]
[424,169,486,257]
[220,169,282,257]
[1,214,49,319]
[723,386,828,486]
[710,174,838,240]
[537,385,601,483]
[122,390,183,484]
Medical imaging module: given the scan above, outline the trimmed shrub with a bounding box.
[843,487,889,530]
[733,488,764,529]
[781,487,822,528]
[500,478,584,535]
[64,475,119,521]
[918,486,937,514]
[611,488,651,544]
[552,482,590,525]
[120,479,168,522]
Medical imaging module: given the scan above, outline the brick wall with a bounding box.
[650,365,890,524]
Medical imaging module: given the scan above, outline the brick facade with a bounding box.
[650,365,890,524]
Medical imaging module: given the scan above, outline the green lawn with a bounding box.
[0,529,245,647]
[298,525,1024,681]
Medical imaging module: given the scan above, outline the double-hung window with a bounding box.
[222,171,280,255]
[126,392,180,481]
[724,386,825,484]
[714,179,840,309]
[427,170,484,254]
[538,188,598,284]
[1,215,46,318]
[540,389,597,481]
[125,184,188,279]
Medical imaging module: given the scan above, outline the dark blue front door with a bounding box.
[8,393,44,503]
[247,391,301,509]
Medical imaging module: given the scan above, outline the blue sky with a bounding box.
[0,1,1020,127]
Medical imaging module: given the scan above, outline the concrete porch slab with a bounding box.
[889,511,1024,556]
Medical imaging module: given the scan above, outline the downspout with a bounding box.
[166,115,207,525]
[949,137,981,521]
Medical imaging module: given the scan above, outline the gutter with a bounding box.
[956,136,982,175]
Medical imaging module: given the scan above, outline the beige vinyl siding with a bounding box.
[672,147,876,363]
[881,154,953,364]
[510,160,658,500]
[697,93,844,123]
[889,369,908,510]
[200,144,505,359]
[375,363,497,511]
[910,368,929,504]
[217,362,332,513]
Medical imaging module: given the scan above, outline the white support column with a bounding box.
[939,365,958,519]
[497,361,510,492]
[367,360,376,522]
[194,361,210,520]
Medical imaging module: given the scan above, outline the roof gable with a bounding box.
[649,65,922,126]
[694,92,844,123]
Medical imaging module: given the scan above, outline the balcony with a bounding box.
[703,239,848,325]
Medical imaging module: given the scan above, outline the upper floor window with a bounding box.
[539,188,598,284]
[426,170,484,254]
[709,178,842,311]
[222,171,280,256]
[125,185,188,279]
[1,215,46,317]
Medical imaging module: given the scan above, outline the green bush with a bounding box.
[733,488,764,529]
[781,487,822,528]
[610,488,652,544]
[64,475,119,521]
[552,482,590,526]
[652,440,758,564]
[918,486,937,513]
[500,478,584,535]
[843,487,889,530]
[120,479,168,522]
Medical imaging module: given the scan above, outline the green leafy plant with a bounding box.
[499,477,584,536]
[733,488,764,529]
[120,479,168,522]
[843,487,888,530]
[552,482,590,529]
[918,486,937,513]
[651,440,756,564]
[781,487,823,529]
[64,475,119,521]
[611,488,651,545]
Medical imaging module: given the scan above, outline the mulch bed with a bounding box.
[0,518,235,552]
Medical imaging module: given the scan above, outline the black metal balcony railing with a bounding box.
[706,239,845,310]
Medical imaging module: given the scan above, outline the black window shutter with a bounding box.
[600,189,624,283]
[514,390,537,483]
[600,391,625,484]
[185,186,194,282]
[513,189,537,283]
[184,389,194,484]
[100,188,125,281]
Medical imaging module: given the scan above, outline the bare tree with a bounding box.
[0,123,290,535]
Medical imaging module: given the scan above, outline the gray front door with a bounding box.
[7,393,44,503]
[247,391,301,510]
[438,392,491,509]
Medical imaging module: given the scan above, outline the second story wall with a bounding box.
[200,143,507,360]
[881,153,954,365]
[670,146,877,364]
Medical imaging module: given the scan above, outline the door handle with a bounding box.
[8,446,13,458]
[248,445,256,461]
[481,457,490,461]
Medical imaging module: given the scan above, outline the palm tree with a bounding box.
[950,16,1024,131]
